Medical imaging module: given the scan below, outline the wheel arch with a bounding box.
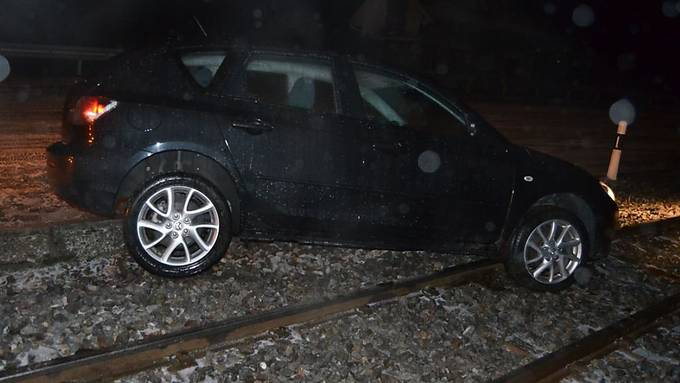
[115,150,242,234]
[505,192,596,253]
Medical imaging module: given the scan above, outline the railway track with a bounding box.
[0,209,679,382]
[1,253,677,383]
[494,292,680,383]
[0,259,503,383]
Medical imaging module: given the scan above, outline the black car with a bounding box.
[47,44,617,291]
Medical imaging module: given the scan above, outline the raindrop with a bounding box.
[16,86,30,103]
[0,55,10,83]
[254,20,263,29]
[417,150,441,174]
[662,1,679,18]
[572,4,595,28]
[398,203,410,215]
[616,53,636,72]
[543,2,557,15]
[609,99,636,125]
[253,8,263,19]
[435,62,449,75]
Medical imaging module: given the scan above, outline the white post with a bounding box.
[606,121,628,181]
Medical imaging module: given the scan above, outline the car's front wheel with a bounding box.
[505,206,589,291]
[123,175,231,277]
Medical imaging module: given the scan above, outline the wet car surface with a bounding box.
[47,44,617,289]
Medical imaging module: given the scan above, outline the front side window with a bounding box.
[353,68,466,135]
[180,52,227,88]
[244,55,337,114]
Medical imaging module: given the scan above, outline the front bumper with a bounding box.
[591,206,618,260]
[47,142,117,216]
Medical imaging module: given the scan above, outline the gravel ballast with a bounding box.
[1,227,677,380]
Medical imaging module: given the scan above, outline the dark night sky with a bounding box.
[537,1,680,85]
[0,0,679,94]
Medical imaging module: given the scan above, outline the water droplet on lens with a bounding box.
[398,203,410,215]
[16,87,30,103]
[662,1,679,18]
[609,99,636,125]
[417,150,441,174]
[616,53,636,72]
[0,55,10,83]
[544,2,557,15]
[572,4,595,27]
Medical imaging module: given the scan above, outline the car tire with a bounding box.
[505,206,589,292]
[123,175,232,277]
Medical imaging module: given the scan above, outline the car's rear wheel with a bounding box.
[124,175,231,277]
[505,206,589,291]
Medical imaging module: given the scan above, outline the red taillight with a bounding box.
[71,97,118,126]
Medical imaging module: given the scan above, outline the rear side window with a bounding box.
[244,54,337,114]
[180,52,226,88]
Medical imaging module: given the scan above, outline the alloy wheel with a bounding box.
[523,219,583,284]
[136,186,220,267]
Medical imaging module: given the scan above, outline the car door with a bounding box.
[349,64,515,245]
[218,52,364,237]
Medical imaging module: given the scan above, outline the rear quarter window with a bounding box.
[180,52,227,88]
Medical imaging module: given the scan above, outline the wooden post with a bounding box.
[606,121,628,181]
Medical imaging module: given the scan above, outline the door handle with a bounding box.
[231,118,274,134]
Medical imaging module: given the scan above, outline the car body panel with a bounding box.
[47,43,617,257]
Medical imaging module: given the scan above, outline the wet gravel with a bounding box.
[614,220,680,282]
[0,129,93,229]
[0,226,676,381]
[564,313,680,383]
[614,171,680,227]
[120,255,674,383]
[0,236,476,372]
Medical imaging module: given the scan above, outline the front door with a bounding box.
[349,65,514,245]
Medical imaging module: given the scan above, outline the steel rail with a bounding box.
[493,292,680,383]
[0,259,503,383]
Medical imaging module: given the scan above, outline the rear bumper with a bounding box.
[47,142,117,216]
